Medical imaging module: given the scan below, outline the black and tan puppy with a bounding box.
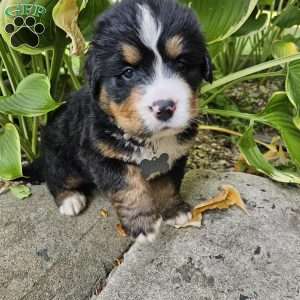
[27,0,212,241]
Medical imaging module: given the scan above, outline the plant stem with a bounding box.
[198,125,273,150]
[0,36,17,91]
[202,108,260,122]
[31,117,38,155]
[63,54,81,90]
[8,48,27,79]
[201,53,300,94]
[49,30,67,96]
[45,51,51,74]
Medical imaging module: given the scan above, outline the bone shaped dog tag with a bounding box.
[140,153,170,179]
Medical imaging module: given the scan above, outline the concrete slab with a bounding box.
[0,185,131,300]
[97,170,300,300]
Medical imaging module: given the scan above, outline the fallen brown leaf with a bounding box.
[116,224,128,237]
[175,185,248,229]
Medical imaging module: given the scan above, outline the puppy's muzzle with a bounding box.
[149,99,177,122]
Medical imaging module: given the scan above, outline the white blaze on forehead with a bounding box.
[137,4,162,55]
[137,4,193,133]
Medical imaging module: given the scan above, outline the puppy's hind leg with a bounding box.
[45,157,89,217]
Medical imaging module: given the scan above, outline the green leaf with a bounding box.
[180,0,258,44]
[10,185,32,200]
[272,40,299,59]
[78,0,110,41]
[234,13,268,37]
[272,5,300,28]
[258,92,300,169]
[239,126,300,184]
[259,0,273,5]
[202,53,300,94]
[0,73,61,117]
[0,123,22,180]
[286,60,300,129]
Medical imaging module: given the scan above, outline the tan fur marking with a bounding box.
[99,88,111,115]
[114,165,152,210]
[122,43,142,65]
[98,142,129,161]
[109,88,144,135]
[149,176,178,211]
[64,176,84,189]
[165,35,183,59]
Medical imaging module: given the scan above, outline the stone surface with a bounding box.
[0,185,131,300]
[97,170,300,300]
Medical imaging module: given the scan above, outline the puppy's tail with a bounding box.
[22,158,45,184]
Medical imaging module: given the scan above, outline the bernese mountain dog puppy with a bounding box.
[29,0,213,241]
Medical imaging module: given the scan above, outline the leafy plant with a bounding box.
[0,0,300,186]
[0,0,110,180]
[183,0,300,183]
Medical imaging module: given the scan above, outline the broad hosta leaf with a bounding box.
[234,13,268,37]
[180,0,258,44]
[286,60,300,129]
[0,73,61,116]
[53,0,86,55]
[78,0,110,41]
[272,41,299,59]
[208,41,223,59]
[272,4,300,28]
[0,123,22,180]
[239,126,300,184]
[258,92,300,169]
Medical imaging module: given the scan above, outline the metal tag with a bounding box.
[140,153,170,179]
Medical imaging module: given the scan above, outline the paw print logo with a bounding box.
[5,16,45,48]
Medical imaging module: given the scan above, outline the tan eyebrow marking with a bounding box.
[121,43,142,65]
[165,35,184,59]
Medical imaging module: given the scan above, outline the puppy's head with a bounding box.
[86,0,212,137]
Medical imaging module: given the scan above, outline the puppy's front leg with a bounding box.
[112,165,162,242]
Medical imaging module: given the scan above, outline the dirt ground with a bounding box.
[187,78,283,172]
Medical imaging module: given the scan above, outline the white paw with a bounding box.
[59,193,87,216]
[166,211,192,226]
[136,217,162,243]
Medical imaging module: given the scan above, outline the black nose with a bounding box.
[151,100,176,122]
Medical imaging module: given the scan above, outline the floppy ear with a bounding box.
[202,52,213,83]
[85,46,101,100]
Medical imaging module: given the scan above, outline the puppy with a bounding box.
[27,0,212,241]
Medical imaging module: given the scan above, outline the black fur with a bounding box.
[25,0,212,238]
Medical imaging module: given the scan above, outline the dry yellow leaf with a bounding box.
[116,224,128,237]
[53,0,86,55]
[99,208,109,218]
[175,184,248,229]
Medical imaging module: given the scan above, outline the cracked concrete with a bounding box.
[96,170,300,300]
[0,185,131,300]
[1,171,300,300]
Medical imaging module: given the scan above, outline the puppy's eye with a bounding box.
[121,67,135,80]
